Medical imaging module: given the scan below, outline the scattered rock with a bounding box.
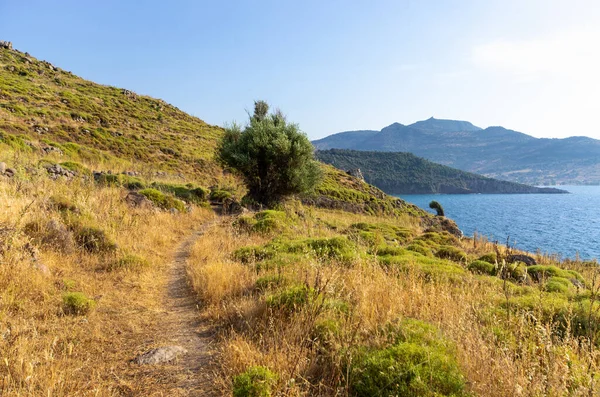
[46,164,76,179]
[41,145,63,156]
[507,254,537,266]
[346,168,365,181]
[4,168,15,178]
[125,191,152,208]
[132,346,187,365]
[122,171,140,177]
[0,41,12,50]
[0,162,6,174]
[121,89,137,99]
[33,125,49,134]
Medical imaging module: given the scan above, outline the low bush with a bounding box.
[48,195,79,213]
[527,265,584,283]
[233,246,275,264]
[210,189,232,203]
[478,252,497,264]
[152,182,208,204]
[74,226,117,254]
[255,275,287,291]
[544,277,572,294]
[435,245,467,262]
[266,285,315,312]
[232,366,278,397]
[60,161,91,175]
[106,254,149,272]
[252,210,286,234]
[349,319,467,396]
[468,260,497,276]
[62,292,95,315]
[139,188,186,212]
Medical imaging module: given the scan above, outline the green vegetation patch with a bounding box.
[139,188,186,212]
[468,260,497,276]
[62,292,95,315]
[152,182,208,204]
[74,225,118,254]
[435,245,468,263]
[379,252,466,280]
[348,318,467,397]
[232,366,278,397]
[106,254,149,272]
[266,285,315,312]
[527,265,584,283]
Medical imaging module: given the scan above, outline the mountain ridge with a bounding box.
[313,118,600,185]
[316,149,568,195]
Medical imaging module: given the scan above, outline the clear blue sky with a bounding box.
[1,0,599,139]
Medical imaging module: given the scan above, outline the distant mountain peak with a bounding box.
[409,117,482,132]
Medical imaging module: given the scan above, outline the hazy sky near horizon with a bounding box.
[1,1,599,140]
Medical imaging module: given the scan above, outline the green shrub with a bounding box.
[313,318,342,344]
[63,292,95,315]
[429,200,445,216]
[435,245,467,262]
[94,173,121,186]
[139,188,185,212]
[209,189,232,203]
[234,246,275,264]
[232,366,278,397]
[376,246,408,257]
[527,265,584,283]
[74,226,117,254]
[234,215,258,232]
[406,243,431,257]
[504,262,528,282]
[48,195,79,213]
[349,319,466,397]
[255,275,286,291]
[252,210,286,234]
[478,253,497,264]
[217,101,322,206]
[544,277,572,294]
[60,161,90,175]
[152,182,207,203]
[305,237,357,263]
[468,260,497,275]
[266,285,314,312]
[121,175,146,190]
[107,254,149,272]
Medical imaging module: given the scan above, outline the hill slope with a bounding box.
[316,149,568,194]
[0,45,223,182]
[313,117,600,185]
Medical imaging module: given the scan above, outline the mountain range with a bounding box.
[312,118,600,185]
[316,149,567,195]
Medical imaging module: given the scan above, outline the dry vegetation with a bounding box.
[0,153,215,396]
[188,205,600,396]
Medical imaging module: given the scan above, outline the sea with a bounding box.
[397,186,600,261]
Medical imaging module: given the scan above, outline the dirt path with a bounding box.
[160,218,220,396]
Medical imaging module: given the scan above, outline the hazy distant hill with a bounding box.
[313,117,600,185]
[316,149,568,195]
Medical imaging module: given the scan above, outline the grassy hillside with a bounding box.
[188,202,600,396]
[316,149,568,194]
[2,45,600,396]
[0,46,223,181]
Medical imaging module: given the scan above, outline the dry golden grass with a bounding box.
[187,205,600,396]
[0,167,213,396]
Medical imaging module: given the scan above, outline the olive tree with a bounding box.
[218,101,322,206]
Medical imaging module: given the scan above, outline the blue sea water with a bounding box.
[397,186,600,260]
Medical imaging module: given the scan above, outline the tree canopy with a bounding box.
[218,101,322,206]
